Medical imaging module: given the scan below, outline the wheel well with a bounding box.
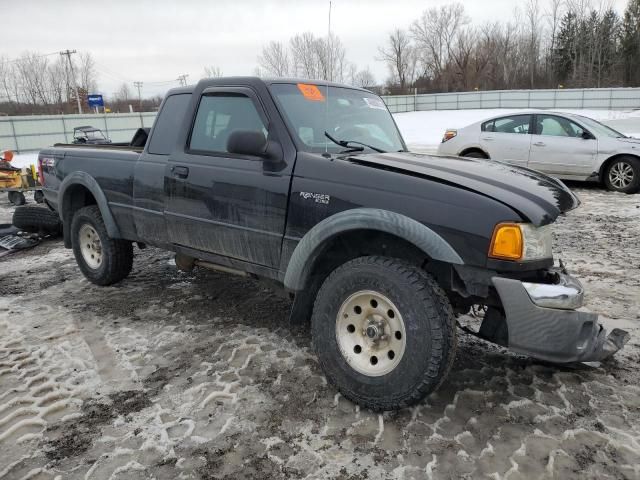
[61,184,97,247]
[458,147,489,159]
[62,184,97,224]
[305,230,429,290]
[288,229,458,326]
[599,154,640,182]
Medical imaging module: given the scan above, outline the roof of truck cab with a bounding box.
[165,76,371,97]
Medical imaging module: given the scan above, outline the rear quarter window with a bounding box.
[147,93,192,155]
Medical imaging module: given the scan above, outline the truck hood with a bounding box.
[348,152,580,226]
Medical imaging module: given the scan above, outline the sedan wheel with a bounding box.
[604,157,640,193]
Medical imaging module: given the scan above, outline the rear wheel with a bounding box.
[604,157,640,193]
[311,256,457,411]
[71,205,133,285]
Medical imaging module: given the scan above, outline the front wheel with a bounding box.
[604,157,640,193]
[71,205,133,286]
[311,256,457,411]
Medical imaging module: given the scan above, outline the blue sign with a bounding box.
[87,94,104,108]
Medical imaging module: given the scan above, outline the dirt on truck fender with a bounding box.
[37,76,629,411]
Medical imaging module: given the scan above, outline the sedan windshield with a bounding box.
[575,115,627,139]
[269,83,405,154]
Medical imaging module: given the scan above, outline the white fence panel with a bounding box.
[382,87,640,113]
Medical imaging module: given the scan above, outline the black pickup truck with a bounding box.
[38,77,627,411]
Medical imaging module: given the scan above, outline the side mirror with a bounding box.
[227,130,267,157]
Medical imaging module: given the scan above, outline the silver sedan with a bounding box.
[437,111,640,193]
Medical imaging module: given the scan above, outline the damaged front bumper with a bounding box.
[492,273,629,363]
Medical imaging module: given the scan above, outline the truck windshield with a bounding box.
[269,83,405,154]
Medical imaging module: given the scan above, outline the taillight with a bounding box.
[442,130,457,143]
[37,156,45,186]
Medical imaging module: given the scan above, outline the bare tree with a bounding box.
[523,0,543,88]
[114,82,132,102]
[203,65,223,78]
[352,67,376,89]
[77,52,97,94]
[377,29,416,90]
[258,41,289,77]
[411,3,469,91]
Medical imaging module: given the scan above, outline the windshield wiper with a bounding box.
[324,131,387,153]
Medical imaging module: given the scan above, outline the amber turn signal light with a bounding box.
[489,223,523,260]
[442,130,457,143]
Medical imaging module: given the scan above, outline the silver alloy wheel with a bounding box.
[335,290,406,377]
[609,161,635,189]
[79,224,103,269]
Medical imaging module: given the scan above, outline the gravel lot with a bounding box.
[0,186,639,480]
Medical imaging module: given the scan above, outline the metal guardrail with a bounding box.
[382,88,640,113]
[0,112,157,153]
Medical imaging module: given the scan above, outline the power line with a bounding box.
[1,52,60,65]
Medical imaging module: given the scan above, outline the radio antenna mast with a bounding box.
[325,1,332,154]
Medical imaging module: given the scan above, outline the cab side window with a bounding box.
[484,115,532,134]
[536,115,586,138]
[189,94,267,154]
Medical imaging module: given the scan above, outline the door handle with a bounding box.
[482,136,494,141]
[533,142,546,147]
[171,166,189,178]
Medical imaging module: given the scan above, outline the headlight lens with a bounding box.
[489,223,552,261]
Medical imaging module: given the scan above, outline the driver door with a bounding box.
[164,87,292,268]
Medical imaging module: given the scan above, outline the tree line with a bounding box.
[2,0,639,116]
[375,0,640,94]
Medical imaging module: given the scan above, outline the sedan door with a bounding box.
[479,114,533,168]
[528,114,598,177]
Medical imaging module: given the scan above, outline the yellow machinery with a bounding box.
[0,151,43,205]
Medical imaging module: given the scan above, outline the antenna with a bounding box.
[325,1,332,154]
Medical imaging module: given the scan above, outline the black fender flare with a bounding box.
[59,172,121,246]
[283,208,464,291]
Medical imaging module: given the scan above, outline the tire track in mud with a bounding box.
[0,189,639,479]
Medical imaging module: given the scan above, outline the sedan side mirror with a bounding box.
[227,130,268,157]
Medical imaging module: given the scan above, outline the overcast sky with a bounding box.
[3,0,630,97]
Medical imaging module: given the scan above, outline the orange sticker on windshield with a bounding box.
[297,83,325,102]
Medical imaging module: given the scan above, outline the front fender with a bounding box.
[59,172,121,247]
[283,208,463,291]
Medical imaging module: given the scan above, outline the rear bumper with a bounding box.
[492,274,629,363]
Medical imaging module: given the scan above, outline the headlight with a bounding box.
[489,223,553,261]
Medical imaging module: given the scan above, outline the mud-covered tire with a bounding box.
[603,156,640,193]
[71,205,133,286]
[12,205,62,236]
[8,191,26,206]
[311,256,457,411]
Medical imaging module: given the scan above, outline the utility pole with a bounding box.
[177,74,189,87]
[133,81,143,111]
[60,49,82,114]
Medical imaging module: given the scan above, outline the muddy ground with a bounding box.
[0,187,639,480]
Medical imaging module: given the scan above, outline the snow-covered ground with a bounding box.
[1,110,640,479]
[0,188,638,479]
